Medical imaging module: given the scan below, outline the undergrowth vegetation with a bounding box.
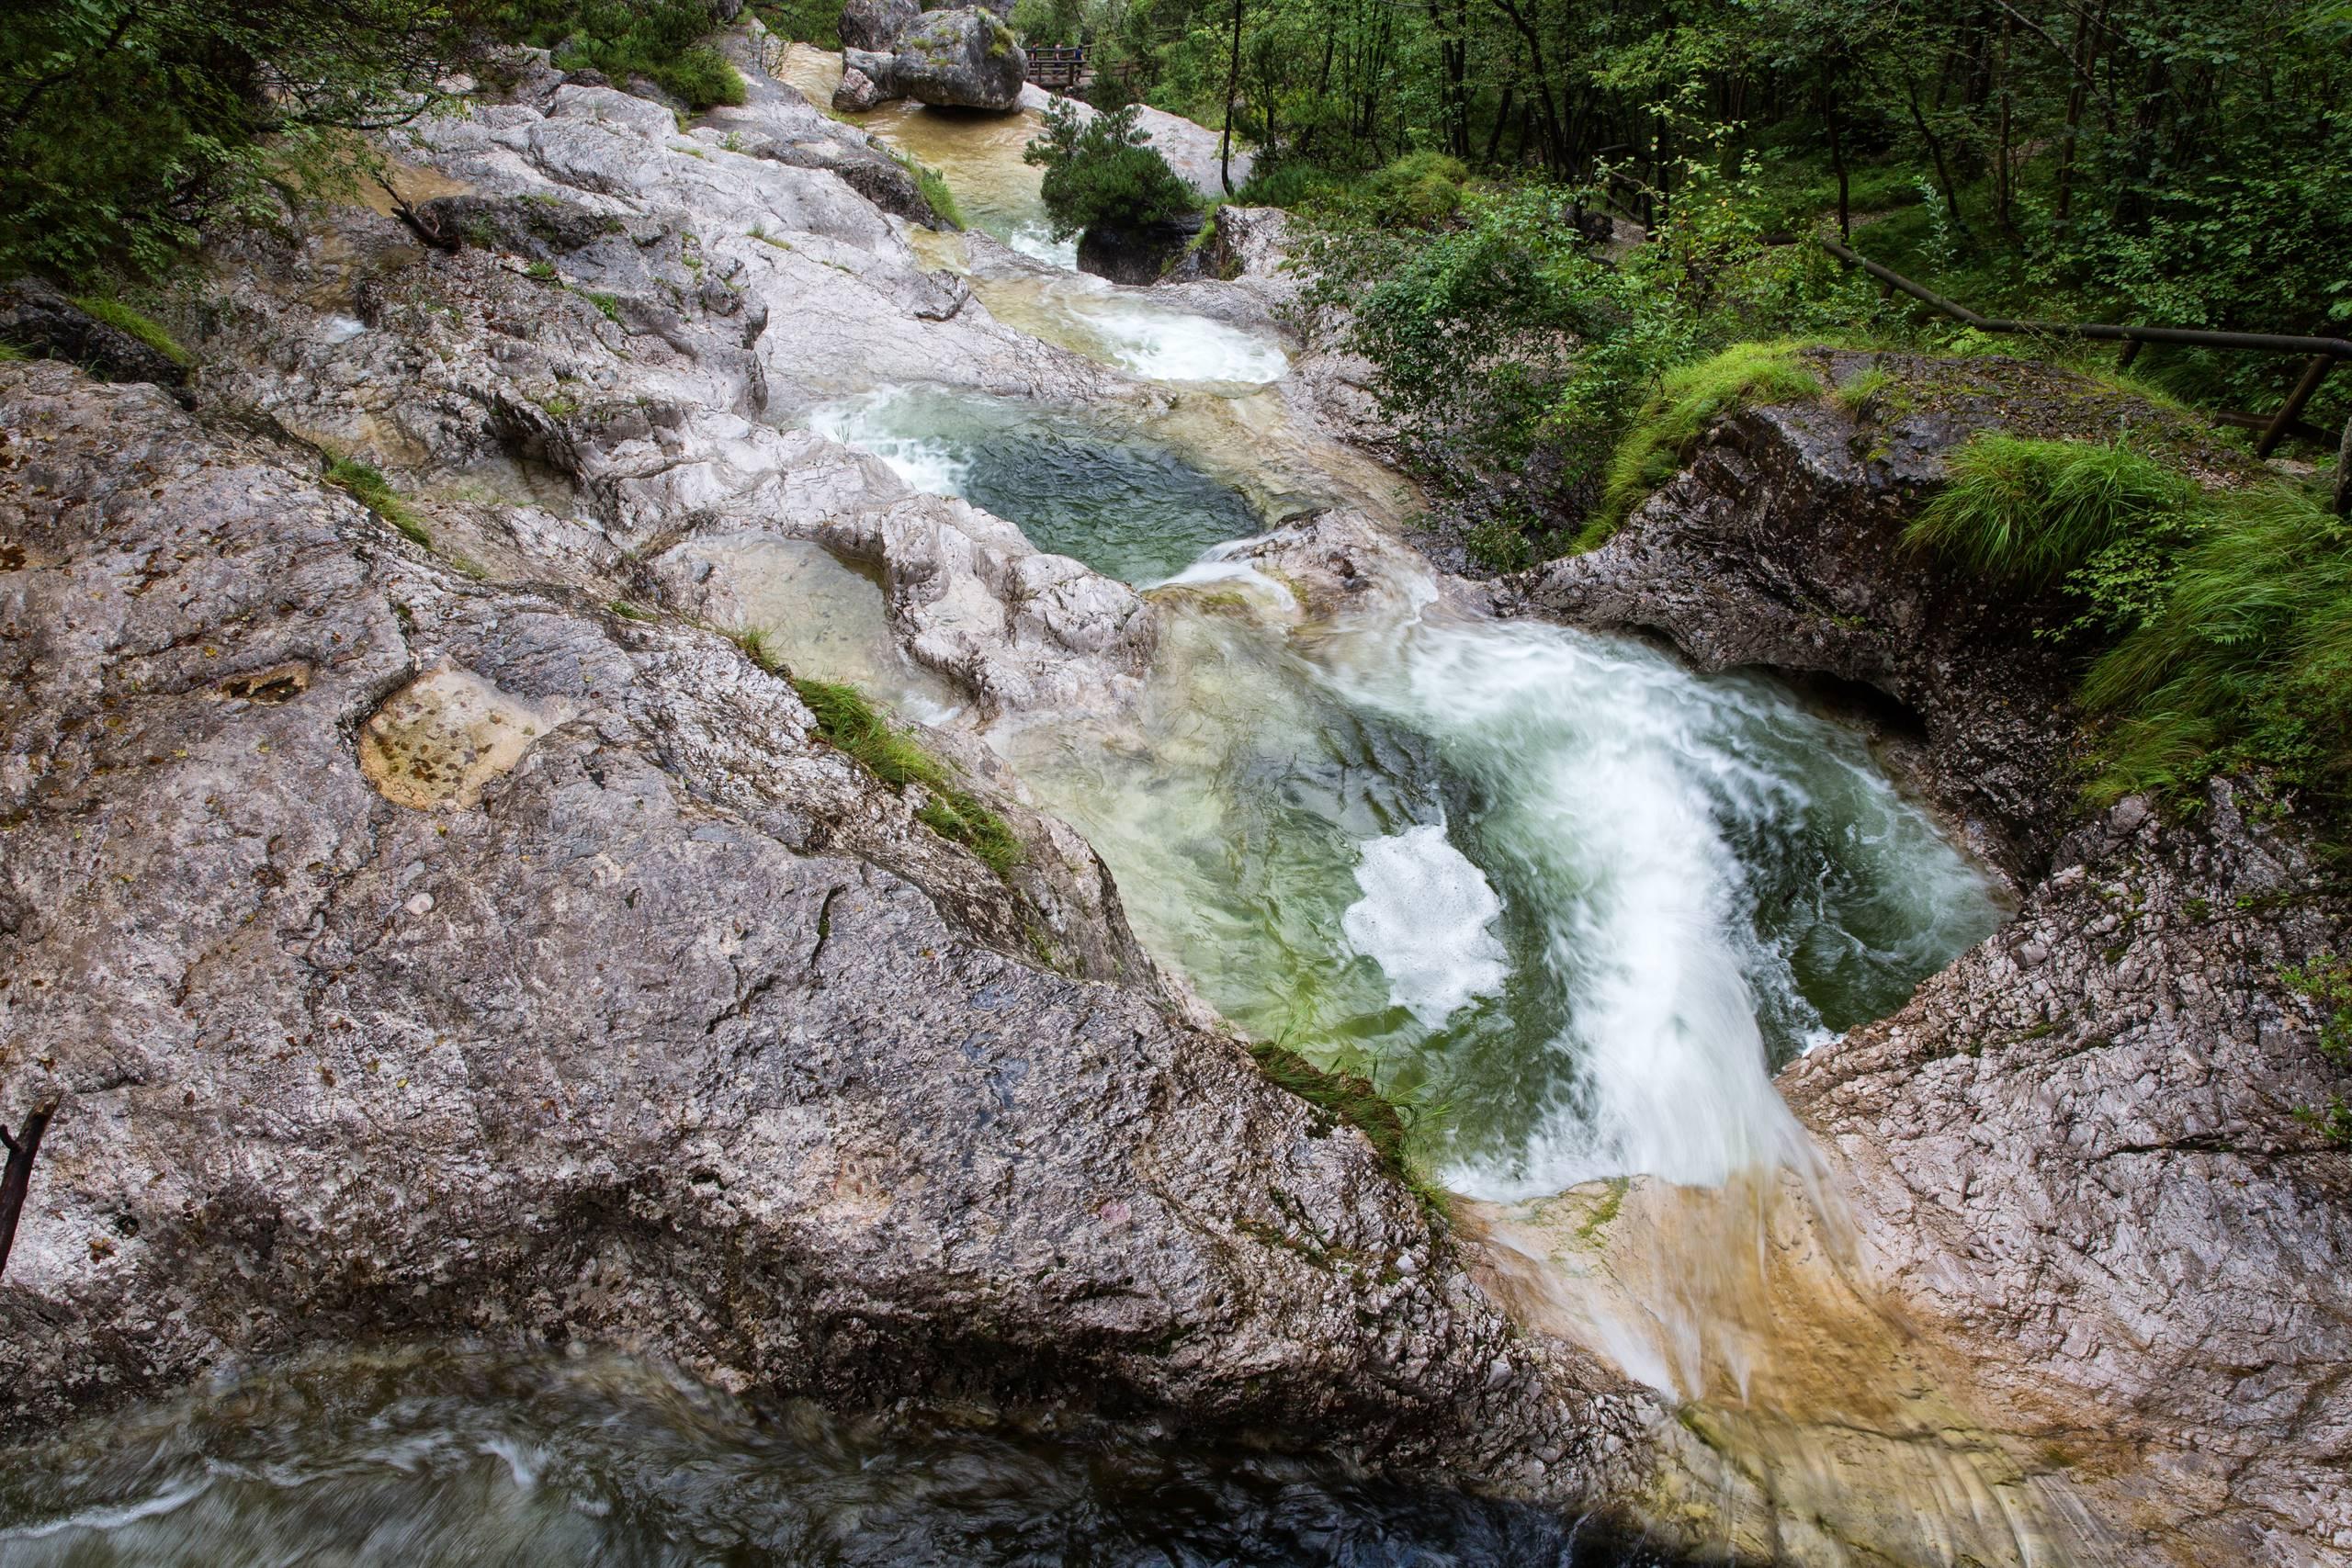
[730,635,1023,878]
[488,0,744,108]
[1909,435,2351,814]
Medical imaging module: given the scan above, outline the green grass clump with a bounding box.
[70,297,191,367]
[1907,430,2352,813]
[1247,1040,1422,1190]
[911,163,964,231]
[324,457,430,546]
[577,288,623,324]
[1581,342,1823,548]
[1905,434,2199,588]
[2078,483,2352,807]
[1832,365,1891,415]
[787,673,1023,877]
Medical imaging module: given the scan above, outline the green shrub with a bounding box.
[1231,158,1342,210]
[786,674,1023,876]
[0,0,463,276]
[1023,100,1196,241]
[1353,150,1468,228]
[749,0,842,48]
[325,457,430,547]
[69,297,191,366]
[1008,0,1081,44]
[1583,342,1822,547]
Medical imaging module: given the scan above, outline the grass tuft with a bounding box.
[325,457,430,546]
[70,296,191,367]
[1905,434,2199,588]
[910,161,964,231]
[1909,431,2352,814]
[1247,1039,1419,1181]
[785,671,1023,877]
[1580,342,1823,549]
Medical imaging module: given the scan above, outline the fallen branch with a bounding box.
[372,170,458,252]
[0,1100,58,1284]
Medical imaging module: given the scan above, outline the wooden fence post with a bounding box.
[2335,412,2351,518]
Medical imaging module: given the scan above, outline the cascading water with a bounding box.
[997,549,2003,1197]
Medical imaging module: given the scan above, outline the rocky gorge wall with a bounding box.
[1511,350,2352,1565]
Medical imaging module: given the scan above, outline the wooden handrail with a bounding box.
[1821,237,2351,474]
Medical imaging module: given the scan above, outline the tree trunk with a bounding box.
[1218,0,1244,194]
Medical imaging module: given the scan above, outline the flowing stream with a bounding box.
[0,74,2052,1567]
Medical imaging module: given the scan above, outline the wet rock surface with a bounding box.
[1512,352,2352,1564]
[0,360,1650,1504]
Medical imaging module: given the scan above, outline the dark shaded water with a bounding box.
[0,1348,1680,1567]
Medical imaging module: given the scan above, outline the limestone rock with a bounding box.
[1512,348,2352,1563]
[0,362,1651,1510]
[839,0,920,51]
[831,62,888,111]
[890,8,1026,111]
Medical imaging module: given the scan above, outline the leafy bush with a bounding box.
[749,0,842,49]
[1230,158,1342,210]
[492,0,745,108]
[1009,0,1081,47]
[1023,100,1196,240]
[1352,151,1468,228]
[0,0,466,277]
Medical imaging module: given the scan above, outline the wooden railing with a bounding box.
[1822,238,2352,475]
[1024,45,1088,89]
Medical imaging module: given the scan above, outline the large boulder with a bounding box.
[839,0,920,51]
[891,6,1026,111]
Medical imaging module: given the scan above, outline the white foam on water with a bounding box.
[1324,612,1833,1195]
[807,390,970,498]
[0,1483,209,1540]
[1006,222,1080,269]
[1342,824,1510,1028]
[1071,292,1289,386]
